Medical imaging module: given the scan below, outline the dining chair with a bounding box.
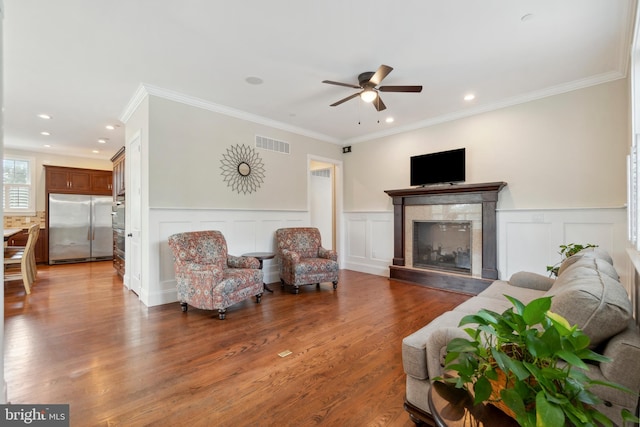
[5,224,40,294]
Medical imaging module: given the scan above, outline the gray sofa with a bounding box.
[402,248,640,426]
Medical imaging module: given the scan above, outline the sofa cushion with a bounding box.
[557,247,613,276]
[453,296,515,315]
[550,258,620,293]
[478,279,547,303]
[507,272,555,291]
[546,257,632,347]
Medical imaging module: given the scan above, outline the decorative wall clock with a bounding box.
[220,144,265,194]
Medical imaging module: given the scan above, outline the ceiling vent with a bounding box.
[256,135,290,154]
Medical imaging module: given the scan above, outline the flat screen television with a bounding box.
[410,148,465,186]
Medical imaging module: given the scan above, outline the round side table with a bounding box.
[242,252,275,293]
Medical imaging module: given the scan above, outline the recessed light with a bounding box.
[385,117,394,123]
[105,125,116,130]
[245,76,264,85]
[43,144,51,148]
[92,150,100,154]
[37,114,52,120]
[98,138,108,144]
[464,94,476,101]
[40,131,50,136]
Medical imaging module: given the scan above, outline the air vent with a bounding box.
[256,135,290,154]
[311,168,331,178]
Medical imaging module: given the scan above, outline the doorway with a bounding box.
[308,157,341,252]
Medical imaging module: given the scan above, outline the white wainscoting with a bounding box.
[147,207,630,306]
[497,207,630,292]
[146,208,309,306]
[342,211,394,277]
[342,207,632,295]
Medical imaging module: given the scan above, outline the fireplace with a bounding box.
[385,182,506,294]
[413,221,472,274]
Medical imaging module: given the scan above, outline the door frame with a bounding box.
[307,155,343,263]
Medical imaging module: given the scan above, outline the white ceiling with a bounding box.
[3,0,637,160]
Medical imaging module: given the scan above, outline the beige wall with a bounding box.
[147,96,343,209]
[4,148,113,213]
[343,79,630,211]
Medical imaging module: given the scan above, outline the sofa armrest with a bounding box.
[318,246,338,261]
[508,271,555,291]
[424,327,470,380]
[280,249,300,264]
[227,255,260,269]
[402,311,469,380]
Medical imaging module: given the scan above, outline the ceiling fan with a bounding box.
[322,64,422,112]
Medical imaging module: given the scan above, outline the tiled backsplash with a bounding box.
[4,211,46,229]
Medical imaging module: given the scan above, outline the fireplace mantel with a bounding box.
[385,182,507,294]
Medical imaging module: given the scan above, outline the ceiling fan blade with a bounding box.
[322,80,361,89]
[378,85,423,93]
[369,65,393,86]
[373,95,387,112]
[330,92,361,107]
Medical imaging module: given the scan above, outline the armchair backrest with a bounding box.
[275,227,322,258]
[168,230,228,269]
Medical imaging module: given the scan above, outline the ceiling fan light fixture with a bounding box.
[360,89,377,103]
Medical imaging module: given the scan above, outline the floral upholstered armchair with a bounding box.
[275,227,339,294]
[167,230,263,319]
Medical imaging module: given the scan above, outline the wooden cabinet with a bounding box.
[44,166,112,196]
[111,147,125,197]
[111,147,126,278]
[91,170,113,194]
[113,230,125,278]
[8,228,48,264]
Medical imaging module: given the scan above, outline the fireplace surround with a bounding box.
[385,182,507,294]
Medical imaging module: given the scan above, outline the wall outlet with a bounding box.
[24,216,30,223]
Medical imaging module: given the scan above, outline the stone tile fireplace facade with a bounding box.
[385,182,506,294]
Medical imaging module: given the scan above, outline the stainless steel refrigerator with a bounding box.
[49,194,113,264]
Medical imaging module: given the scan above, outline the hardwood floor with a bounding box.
[4,262,470,426]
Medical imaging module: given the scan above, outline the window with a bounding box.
[3,156,36,216]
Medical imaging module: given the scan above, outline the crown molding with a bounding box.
[120,67,627,148]
[616,0,636,75]
[118,83,148,124]
[120,83,340,144]
[345,70,627,145]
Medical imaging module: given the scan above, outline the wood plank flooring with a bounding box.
[4,262,470,426]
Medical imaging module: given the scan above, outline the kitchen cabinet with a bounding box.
[111,147,125,197]
[91,170,113,194]
[111,147,125,278]
[8,228,48,264]
[44,165,112,196]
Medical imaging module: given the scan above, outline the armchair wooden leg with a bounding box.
[218,309,227,320]
[256,293,262,303]
[332,281,338,290]
[180,302,188,312]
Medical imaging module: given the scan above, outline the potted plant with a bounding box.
[437,296,639,427]
[546,243,598,277]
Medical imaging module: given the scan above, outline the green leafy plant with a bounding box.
[546,243,598,277]
[437,296,639,427]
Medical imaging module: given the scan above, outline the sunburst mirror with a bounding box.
[220,144,266,194]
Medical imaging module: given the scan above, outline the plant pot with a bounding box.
[487,368,517,419]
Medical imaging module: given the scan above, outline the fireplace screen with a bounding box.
[413,221,472,274]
